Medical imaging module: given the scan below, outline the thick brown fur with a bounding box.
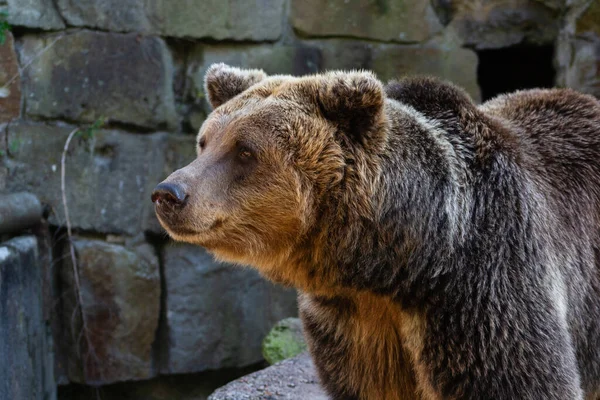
[154,64,600,399]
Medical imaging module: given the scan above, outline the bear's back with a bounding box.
[387,77,600,205]
[481,88,600,201]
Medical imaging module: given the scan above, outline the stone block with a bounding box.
[0,32,20,123]
[55,0,155,33]
[1,121,167,235]
[160,243,298,374]
[371,44,481,102]
[60,238,160,384]
[208,353,326,400]
[291,0,443,43]
[19,30,177,130]
[0,192,42,234]
[434,0,560,49]
[187,44,321,119]
[312,39,374,71]
[577,0,600,36]
[314,33,481,102]
[5,0,64,30]
[555,1,600,98]
[0,236,56,400]
[56,0,285,41]
[556,36,600,98]
[160,0,285,41]
[57,366,257,400]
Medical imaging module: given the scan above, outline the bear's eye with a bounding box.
[237,146,254,161]
[198,136,206,150]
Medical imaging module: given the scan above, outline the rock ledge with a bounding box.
[208,353,327,400]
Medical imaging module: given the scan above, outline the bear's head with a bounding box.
[152,63,387,287]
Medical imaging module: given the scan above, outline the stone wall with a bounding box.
[0,235,56,400]
[0,0,598,399]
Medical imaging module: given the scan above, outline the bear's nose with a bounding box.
[151,182,188,206]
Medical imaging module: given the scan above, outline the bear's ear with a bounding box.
[204,63,267,109]
[315,71,385,141]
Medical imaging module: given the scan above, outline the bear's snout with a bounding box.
[151,182,188,208]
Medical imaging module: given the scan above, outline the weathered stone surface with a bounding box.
[262,318,306,365]
[556,35,600,97]
[5,0,64,30]
[577,0,600,35]
[160,243,298,374]
[55,0,155,33]
[434,0,560,49]
[209,353,326,400]
[56,0,285,41]
[1,121,167,235]
[161,0,285,41]
[533,0,565,9]
[0,192,42,234]
[187,44,321,122]
[163,134,198,178]
[291,0,443,43]
[190,44,321,85]
[371,44,481,102]
[555,1,600,97]
[312,39,373,71]
[0,236,56,400]
[19,31,177,130]
[314,32,481,102]
[59,364,260,400]
[0,123,10,160]
[0,32,20,123]
[534,0,592,10]
[61,238,160,384]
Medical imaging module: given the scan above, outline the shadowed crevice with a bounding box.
[477,45,556,102]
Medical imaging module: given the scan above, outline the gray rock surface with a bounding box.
[58,364,259,400]
[187,44,321,120]
[291,0,443,43]
[434,0,560,49]
[160,243,298,374]
[1,121,167,235]
[0,192,42,234]
[370,33,481,102]
[5,0,65,30]
[18,30,177,130]
[576,0,599,36]
[555,0,600,98]
[61,238,160,384]
[313,30,481,102]
[56,0,285,41]
[0,32,20,123]
[557,36,600,98]
[208,353,327,400]
[0,236,56,400]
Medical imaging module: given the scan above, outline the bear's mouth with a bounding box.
[154,206,227,242]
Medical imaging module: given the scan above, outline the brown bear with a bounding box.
[152,63,600,400]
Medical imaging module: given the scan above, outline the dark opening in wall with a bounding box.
[477,45,556,102]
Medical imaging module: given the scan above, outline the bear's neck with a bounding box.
[287,100,477,301]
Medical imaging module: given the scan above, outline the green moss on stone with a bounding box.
[262,318,307,365]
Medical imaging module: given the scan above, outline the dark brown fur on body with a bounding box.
[153,63,600,399]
